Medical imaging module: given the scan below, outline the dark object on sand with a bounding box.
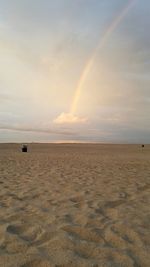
[142,144,144,148]
[22,145,28,152]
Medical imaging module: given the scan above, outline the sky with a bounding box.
[0,0,150,143]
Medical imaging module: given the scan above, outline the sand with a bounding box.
[0,143,150,267]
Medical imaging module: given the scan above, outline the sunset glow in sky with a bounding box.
[0,0,150,143]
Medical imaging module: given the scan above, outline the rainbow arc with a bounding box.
[70,0,136,115]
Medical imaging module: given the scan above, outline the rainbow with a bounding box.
[70,0,136,115]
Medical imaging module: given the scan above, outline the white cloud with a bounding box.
[53,112,87,124]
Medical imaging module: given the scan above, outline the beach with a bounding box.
[0,143,150,267]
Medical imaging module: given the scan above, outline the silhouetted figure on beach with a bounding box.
[22,144,28,152]
[141,144,144,148]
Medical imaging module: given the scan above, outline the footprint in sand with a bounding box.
[62,225,105,244]
[6,223,43,243]
[6,223,58,247]
[69,195,88,209]
[20,259,52,267]
[104,199,125,209]
[33,230,57,246]
[110,223,144,248]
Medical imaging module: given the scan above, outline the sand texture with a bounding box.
[0,143,150,267]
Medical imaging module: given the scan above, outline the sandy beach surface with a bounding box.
[0,143,150,267]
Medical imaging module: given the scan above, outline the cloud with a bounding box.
[53,112,87,124]
[0,124,76,136]
[0,93,13,103]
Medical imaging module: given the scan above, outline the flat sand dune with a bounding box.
[0,144,150,267]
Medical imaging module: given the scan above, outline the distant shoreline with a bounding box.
[0,142,149,145]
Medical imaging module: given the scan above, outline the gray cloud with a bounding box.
[0,124,77,136]
[0,93,15,103]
